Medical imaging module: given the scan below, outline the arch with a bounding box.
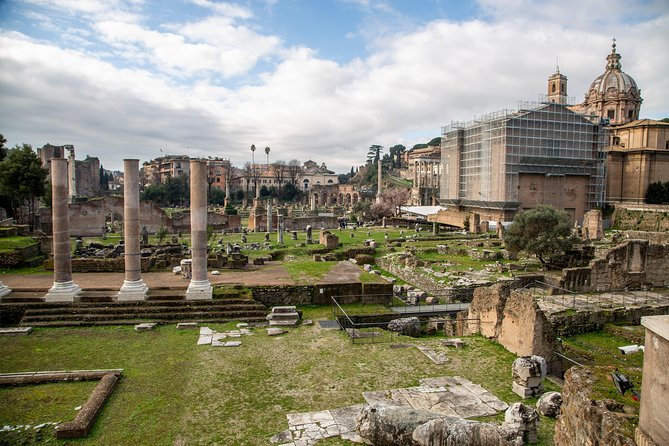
[352,193,359,204]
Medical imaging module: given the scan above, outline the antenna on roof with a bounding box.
[556,56,559,74]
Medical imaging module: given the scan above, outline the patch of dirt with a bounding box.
[322,261,362,284]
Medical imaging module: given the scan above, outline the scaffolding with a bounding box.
[441,101,608,213]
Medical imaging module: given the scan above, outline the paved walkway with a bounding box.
[0,262,295,291]
[390,303,470,316]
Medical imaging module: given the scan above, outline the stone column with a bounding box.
[266,200,272,232]
[117,159,148,301]
[67,148,76,203]
[0,282,11,299]
[186,159,212,300]
[277,211,284,244]
[310,194,316,211]
[224,178,230,208]
[45,158,81,302]
[376,157,382,203]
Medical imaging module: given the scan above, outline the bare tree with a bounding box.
[287,159,302,186]
[381,187,411,216]
[272,160,287,190]
[242,162,253,203]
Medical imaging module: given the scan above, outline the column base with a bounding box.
[185,279,212,300]
[117,279,149,301]
[45,281,82,302]
[0,283,11,299]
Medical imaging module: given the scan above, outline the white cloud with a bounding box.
[1,1,667,173]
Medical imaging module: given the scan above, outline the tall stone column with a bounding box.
[0,281,11,299]
[45,158,81,302]
[186,159,212,300]
[277,211,284,244]
[117,159,148,301]
[376,158,382,203]
[67,147,76,203]
[266,200,272,232]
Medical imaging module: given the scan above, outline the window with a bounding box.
[628,110,633,118]
[552,84,556,93]
[607,110,615,119]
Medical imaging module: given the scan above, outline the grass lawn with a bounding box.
[0,308,558,445]
[0,236,39,252]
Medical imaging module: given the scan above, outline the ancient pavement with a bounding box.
[0,261,295,291]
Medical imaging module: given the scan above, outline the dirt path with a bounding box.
[0,261,295,291]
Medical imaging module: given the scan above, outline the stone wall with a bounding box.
[548,305,669,336]
[613,207,669,232]
[251,282,393,306]
[463,283,561,373]
[582,209,603,240]
[0,242,41,267]
[621,231,669,244]
[554,366,636,446]
[560,240,669,291]
[39,196,242,236]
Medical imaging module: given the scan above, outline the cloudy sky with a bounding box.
[1,0,667,173]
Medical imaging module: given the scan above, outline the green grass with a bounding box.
[0,321,558,445]
[0,236,39,252]
[283,260,337,283]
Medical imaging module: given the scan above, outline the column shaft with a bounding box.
[186,159,212,299]
[117,159,148,300]
[45,158,81,301]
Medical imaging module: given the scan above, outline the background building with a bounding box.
[440,102,608,223]
[606,119,669,203]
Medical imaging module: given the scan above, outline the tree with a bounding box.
[0,144,48,230]
[388,144,406,168]
[209,187,226,205]
[427,137,441,147]
[242,162,253,203]
[645,181,669,204]
[370,201,394,219]
[286,159,302,186]
[272,160,286,191]
[0,133,7,161]
[367,145,383,164]
[381,188,411,215]
[504,205,579,266]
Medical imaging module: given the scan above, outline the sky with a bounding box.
[0,0,668,174]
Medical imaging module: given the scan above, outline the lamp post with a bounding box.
[251,144,257,199]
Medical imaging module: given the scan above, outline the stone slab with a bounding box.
[267,328,287,336]
[199,327,213,335]
[176,322,198,329]
[269,320,299,327]
[0,327,32,336]
[416,345,448,364]
[197,335,213,345]
[223,341,241,347]
[318,320,340,330]
[134,323,156,332]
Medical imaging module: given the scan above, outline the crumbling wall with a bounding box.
[464,283,509,337]
[497,291,561,371]
[582,209,604,240]
[461,283,561,373]
[560,239,669,291]
[554,366,636,446]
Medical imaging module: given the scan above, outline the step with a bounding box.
[22,303,266,316]
[22,316,269,328]
[21,309,268,321]
[267,312,300,320]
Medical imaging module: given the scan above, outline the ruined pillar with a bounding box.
[186,159,212,300]
[0,282,11,299]
[67,146,76,203]
[45,158,81,302]
[224,178,231,208]
[117,159,148,301]
[266,200,272,232]
[277,211,284,244]
[310,194,316,211]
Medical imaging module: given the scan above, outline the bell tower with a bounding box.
[547,62,568,105]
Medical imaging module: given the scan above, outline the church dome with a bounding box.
[588,41,639,95]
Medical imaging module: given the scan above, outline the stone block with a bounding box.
[0,327,32,336]
[176,322,198,330]
[134,323,156,332]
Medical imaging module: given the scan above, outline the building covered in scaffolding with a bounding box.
[440,101,608,223]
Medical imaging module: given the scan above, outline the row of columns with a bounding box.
[44,158,212,302]
[414,159,439,189]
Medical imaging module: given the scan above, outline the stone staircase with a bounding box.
[8,289,269,327]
